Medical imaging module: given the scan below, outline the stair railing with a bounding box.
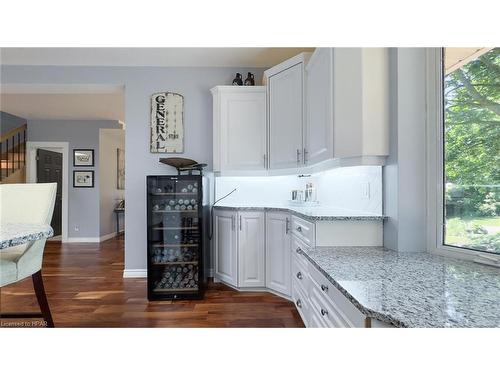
[0,123,27,182]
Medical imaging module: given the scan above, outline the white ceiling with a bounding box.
[0,92,125,122]
[0,47,314,67]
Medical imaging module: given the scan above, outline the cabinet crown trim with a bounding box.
[210,86,266,95]
[263,52,312,79]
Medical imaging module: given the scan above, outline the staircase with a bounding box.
[0,124,27,184]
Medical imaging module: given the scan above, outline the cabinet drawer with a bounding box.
[308,262,366,328]
[291,251,309,296]
[309,282,345,328]
[291,215,314,246]
[291,236,310,270]
[292,279,310,327]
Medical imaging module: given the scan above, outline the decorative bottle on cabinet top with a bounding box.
[244,72,255,86]
[232,73,243,86]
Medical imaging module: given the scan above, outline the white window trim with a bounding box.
[426,48,500,263]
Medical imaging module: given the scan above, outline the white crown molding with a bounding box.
[0,83,124,94]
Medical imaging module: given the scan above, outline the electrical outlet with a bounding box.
[361,182,370,200]
[74,226,79,232]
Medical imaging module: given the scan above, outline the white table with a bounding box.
[0,223,54,250]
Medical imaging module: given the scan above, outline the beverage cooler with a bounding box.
[147,175,206,300]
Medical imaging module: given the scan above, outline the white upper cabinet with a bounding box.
[265,212,291,296]
[211,86,267,172]
[214,209,238,287]
[265,53,311,169]
[333,48,389,162]
[238,211,265,288]
[211,49,389,174]
[305,48,334,165]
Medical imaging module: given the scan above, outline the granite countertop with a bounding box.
[0,223,54,250]
[300,246,500,327]
[213,204,384,221]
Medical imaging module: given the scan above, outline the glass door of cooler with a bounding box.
[147,175,203,300]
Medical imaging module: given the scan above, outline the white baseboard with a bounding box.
[64,232,121,243]
[100,232,118,242]
[123,269,147,278]
[65,237,101,243]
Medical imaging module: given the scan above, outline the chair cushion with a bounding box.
[0,257,17,287]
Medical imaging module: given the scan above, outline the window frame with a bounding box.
[426,48,500,262]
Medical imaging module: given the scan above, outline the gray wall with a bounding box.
[383,48,427,252]
[99,128,125,236]
[0,110,26,134]
[28,119,121,238]
[1,65,264,270]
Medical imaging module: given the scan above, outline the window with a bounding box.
[443,48,499,254]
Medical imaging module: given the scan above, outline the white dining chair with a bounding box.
[0,183,57,327]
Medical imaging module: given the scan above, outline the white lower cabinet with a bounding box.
[215,209,393,327]
[214,209,265,288]
[238,211,265,288]
[214,209,238,286]
[265,212,291,296]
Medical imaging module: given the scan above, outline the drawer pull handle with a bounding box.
[296,226,302,232]
[296,299,302,308]
[321,284,329,292]
[296,272,303,280]
[321,308,328,316]
[296,247,302,254]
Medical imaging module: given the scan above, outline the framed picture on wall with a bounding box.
[73,170,94,188]
[73,149,94,166]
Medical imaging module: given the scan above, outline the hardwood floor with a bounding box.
[0,237,304,328]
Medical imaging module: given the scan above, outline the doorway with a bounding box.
[36,148,63,236]
[26,141,69,242]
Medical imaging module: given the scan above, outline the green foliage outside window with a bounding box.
[444,48,500,253]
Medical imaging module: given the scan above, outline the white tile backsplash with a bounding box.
[215,166,382,214]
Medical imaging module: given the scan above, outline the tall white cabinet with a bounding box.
[267,62,305,169]
[333,48,389,161]
[305,48,334,165]
[211,86,267,172]
[265,212,291,296]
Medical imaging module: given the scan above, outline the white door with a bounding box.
[214,210,238,287]
[268,63,304,169]
[265,212,291,296]
[220,90,267,171]
[305,48,334,165]
[238,211,265,287]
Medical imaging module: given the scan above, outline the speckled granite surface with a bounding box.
[214,204,384,221]
[300,246,500,328]
[0,223,54,250]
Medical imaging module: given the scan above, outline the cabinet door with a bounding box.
[265,212,291,296]
[238,211,265,287]
[268,63,304,169]
[305,48,334,165]
[214,210,238,287]
[220,91,267,171]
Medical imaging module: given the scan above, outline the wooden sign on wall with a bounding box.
[150,92,184,153]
